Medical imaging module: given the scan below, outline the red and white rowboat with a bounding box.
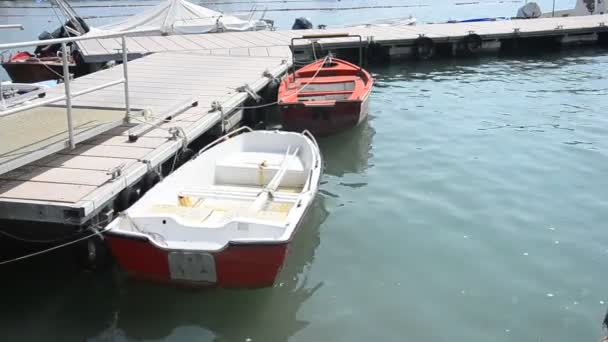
[105,128,322,288]
[278,34,374,136]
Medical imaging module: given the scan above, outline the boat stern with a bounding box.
[105,216,289,288]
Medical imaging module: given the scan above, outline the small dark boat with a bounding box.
[278,34,374,136]
[1,12,88,83]
[2,52,75,83]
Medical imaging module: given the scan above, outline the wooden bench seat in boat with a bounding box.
[214,151,307,188]
[146,197,292,226]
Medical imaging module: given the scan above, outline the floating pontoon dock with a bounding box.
[0,51,289,226]
[78,14,608,62]
[1,13,607,236]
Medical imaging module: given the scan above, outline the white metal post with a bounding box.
[0,81,5,110]
[61,42,76,149]
[121,36,130,121]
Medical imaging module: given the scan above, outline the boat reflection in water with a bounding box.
[318,115,376,177]
[95,195,329,341]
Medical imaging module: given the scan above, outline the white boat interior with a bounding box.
[109,129,321,251]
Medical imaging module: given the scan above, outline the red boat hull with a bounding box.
[106,234,289,288]
[280,92,370,136]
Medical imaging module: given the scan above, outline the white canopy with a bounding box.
[93,0,268,35]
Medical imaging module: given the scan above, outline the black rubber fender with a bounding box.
[142,171,161,193]
[414,36,435,60]
[463,34,483,54]
[179,148,195,163]
[261,77,280,100]
[114,186,139,212]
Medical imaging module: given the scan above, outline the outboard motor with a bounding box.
[292,17,313,30]
[35,17,90,56]
[516,2,542,18]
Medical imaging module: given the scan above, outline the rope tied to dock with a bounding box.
[205,55,330,115]
[211,101,228,133]
[236,84,262,103]
[0,220,112,265]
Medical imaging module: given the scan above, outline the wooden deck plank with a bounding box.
[84,135,169,149]
[167,35,207,50]
[267,45,292,58]
[183,35,224,49]
[60,144,153,159]
[221,32,263,47]
[242,31,285,46]
[199,34,240,49]
[249,47,269,57]
[228,47,251,56]
[96,38,122,54]
[32,155,135,171]
[162,35,191,50]
[0,166,112,186]
[0,180,95,203]
[148,35,185,51]
[124,36,149,53]
[131,36,168,52]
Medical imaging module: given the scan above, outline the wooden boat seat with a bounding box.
[214,151,307,188]
[146,201,290,225]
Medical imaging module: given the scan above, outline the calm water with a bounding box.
[2,1,608,341]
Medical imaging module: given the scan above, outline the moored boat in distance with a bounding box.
[1,52,75,83]
[278,34,374,137]
[105,127,322,288]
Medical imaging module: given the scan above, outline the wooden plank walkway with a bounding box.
[78,14,608,63]
[0,51,290,224]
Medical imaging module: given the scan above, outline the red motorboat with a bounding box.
[278,34,373,136]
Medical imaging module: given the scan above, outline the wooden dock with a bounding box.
[1,13,608,234]
[78,14,608,63]
[0,51,289,225]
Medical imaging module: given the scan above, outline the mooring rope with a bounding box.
[223,54,330,111]
[0,221,111,265]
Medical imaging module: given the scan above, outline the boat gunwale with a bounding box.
[105,129,322,252]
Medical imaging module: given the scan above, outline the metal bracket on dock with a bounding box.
[555,25,564,30]
[262,70,280,83]
[211,101,227,133]
[168,126,188,147]
[127,98,198,142]
[599,22,606,27]
[513,28,521,34]
[106,163,125,181]
[236,84,262,103]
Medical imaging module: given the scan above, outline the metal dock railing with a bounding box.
[0,30,161,174]
[0,30,290,227]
